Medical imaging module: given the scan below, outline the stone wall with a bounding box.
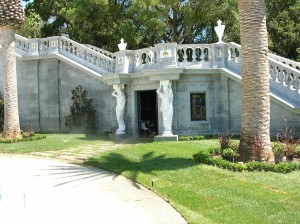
[0,56,113,132]
[0,52,300,136]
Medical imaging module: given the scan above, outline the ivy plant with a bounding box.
[65,85,96,133]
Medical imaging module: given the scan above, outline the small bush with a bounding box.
[294,145,300,157]
[219,132,232,150]
[277,119,300,159]
[193,151,300,173]
[179,135,205,141]
[65,85,96,133]
[252,133,267,161]
[0,132,46,143]
[209,147,221,155]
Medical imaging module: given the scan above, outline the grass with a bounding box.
[0,133,112,154]
[86,140,300,224]
[1,135,300,223]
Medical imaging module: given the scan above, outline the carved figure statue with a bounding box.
[157,80,173,135]
[214,19,225,43]
[112,85,126,134]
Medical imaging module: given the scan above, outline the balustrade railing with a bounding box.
[177,44,212,67]
[15,35,115,74]
[15,34,300,99]
[134,47,157,71]
[59,37,115,73]
[269,58,300,94]
[268,53,300,71]
[84,44,115,59]
[226,42,242,73]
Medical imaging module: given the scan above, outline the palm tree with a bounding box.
[237,0,271,161]
[0,0,24,138]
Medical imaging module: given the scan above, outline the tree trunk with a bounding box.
[0,26,21,139]
[238,0,271,161]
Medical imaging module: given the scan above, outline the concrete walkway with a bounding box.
[0,155,187,224]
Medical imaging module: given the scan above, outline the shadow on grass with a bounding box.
[86,151,196,186]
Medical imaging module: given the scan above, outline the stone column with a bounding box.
[0,26,21,138]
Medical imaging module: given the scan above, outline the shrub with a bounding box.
[294,145,300,157]
[277,119,300,159]
[179,135,205,141]
[209,147,221,155]
[193,151,299,173]
[0,132,46,143]
[219,132,232,150]
[65,85,96,133]
[252,133,267,161]
[222,148,239,162]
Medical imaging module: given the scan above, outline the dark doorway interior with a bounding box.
[137,90,158,137]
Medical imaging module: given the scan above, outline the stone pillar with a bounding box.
[154,43,178,69]
[221,76,230,131]
[0,26,21,138]
[114,51,134,74]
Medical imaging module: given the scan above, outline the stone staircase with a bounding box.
[15,34,300,112]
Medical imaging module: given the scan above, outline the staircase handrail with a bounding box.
[268,53,300,70]
[15,34,115,74]
[84,44,115,59]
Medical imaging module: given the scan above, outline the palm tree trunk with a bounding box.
[0,26,21,138]
[238,0,271,161]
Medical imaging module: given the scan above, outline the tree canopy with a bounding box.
[19,0,299,60]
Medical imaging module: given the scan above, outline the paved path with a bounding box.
[0,155,187,224]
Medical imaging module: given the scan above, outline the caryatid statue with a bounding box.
[156,80,174,136]
[112,84,126,134]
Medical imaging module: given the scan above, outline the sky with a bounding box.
[21,0,33,9]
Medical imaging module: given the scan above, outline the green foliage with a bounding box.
[179,135,205,141]
[222,148,239,159]
[277,119,300,158]
[0,95,3,132]
[17,9,44,38]
[266,0,300,60]
[0,132,46,143]
[219,132,232,150]
[295,145,300,157]
[193,151,300,173]
[21,0,299,61]
[272,142,285,156]
[65,85,96,133]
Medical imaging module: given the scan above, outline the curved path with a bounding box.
[0,155,186,224]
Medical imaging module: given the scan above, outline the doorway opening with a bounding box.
[137,90,158,137]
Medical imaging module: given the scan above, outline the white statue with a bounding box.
[214,19,225,43]
[118,38,127,51]
[157,80,173,135]
[112,84,126,134]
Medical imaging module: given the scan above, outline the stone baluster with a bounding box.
[183,47,188,62]
[232,48,236,62]
[192,47,197,62]
[200,47,205,62]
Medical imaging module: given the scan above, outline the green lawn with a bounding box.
[86,140,300,224]
[0,134,111,153]
[1,135,300,224]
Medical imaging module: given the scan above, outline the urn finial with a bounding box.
[118,38,127,51]
[214,19,225,43]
